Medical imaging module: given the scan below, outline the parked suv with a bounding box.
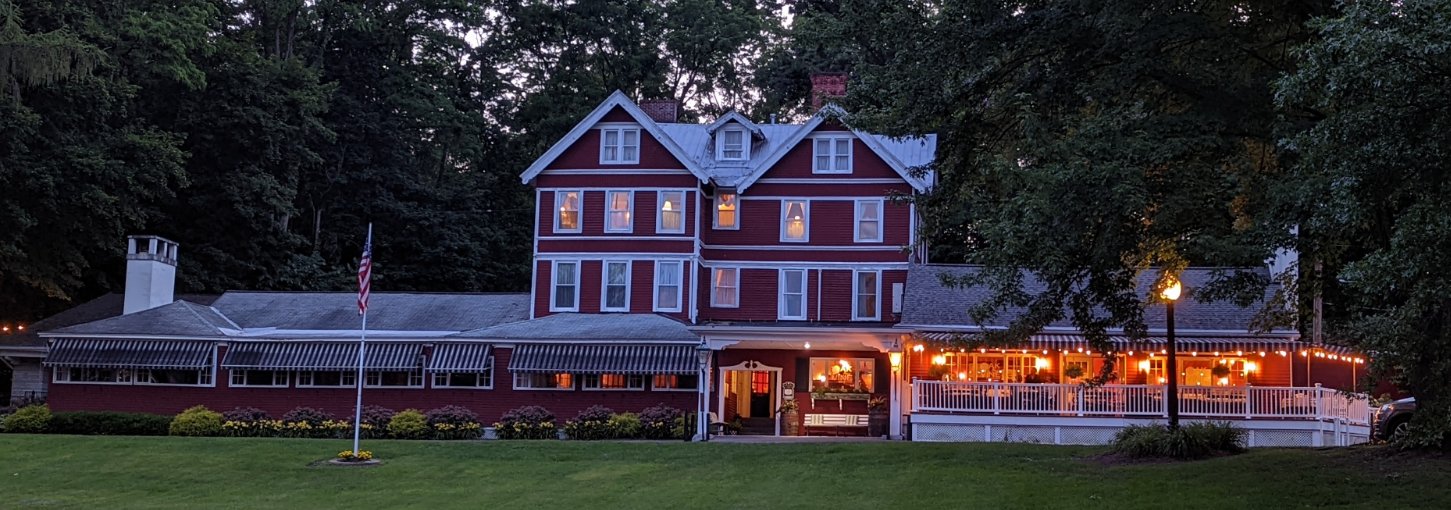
[1372,397,1416,440]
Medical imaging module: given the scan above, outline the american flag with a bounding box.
[357,228,372,315]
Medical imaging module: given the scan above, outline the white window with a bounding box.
[605,191,633,233]
[714,193,738,229]
[657,191,685,233]
[296,371,357,387]
[582,373,646,391]
[654,260,682,312]
[513,372,573,390]
[54,367,131,384]
[854,200,883,243]
[813,137,852,173]
[231,370,288,387]
[602,260,631,312]
[779,269,807,320]
[712,267,739,308]
[551,261,579,312]
[809,358,876,393]
[366,370,423,388]
[781,200,809,242]
[554,191,581,233]
[136,368,213,386]
[600,128,640,164]
[433,371,493,389]
[717,128,748,160]
[853,270,881,321]
[652,374,700,391]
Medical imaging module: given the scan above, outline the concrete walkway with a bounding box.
[706,435,892,443]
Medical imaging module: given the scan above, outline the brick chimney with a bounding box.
[123,235,179,315]
[638,99,680,123]
[810,72,848,110]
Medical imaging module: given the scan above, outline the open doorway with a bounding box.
[719,361,781,435]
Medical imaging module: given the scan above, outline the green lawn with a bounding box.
[0,435,1447,509]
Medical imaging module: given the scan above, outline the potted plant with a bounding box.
[867,395,889,437]
[1211,363,1232,382]
[776,399,801,436]
[1064,365,1085,381]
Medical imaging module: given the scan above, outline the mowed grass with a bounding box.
[1,435,1448,509]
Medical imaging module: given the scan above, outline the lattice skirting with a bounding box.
[912,422,1370,447]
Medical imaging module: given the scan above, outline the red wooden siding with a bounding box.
[697,267,905,323]
[702,199,910,249]
[537,189,698,242]
[536,173,699,188]
[755,138,902,180]
[544,119,687,170]
[534,259,692,319]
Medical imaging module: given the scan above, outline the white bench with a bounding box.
[804,413,869,435]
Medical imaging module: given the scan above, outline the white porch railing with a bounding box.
[912,380,1370,426]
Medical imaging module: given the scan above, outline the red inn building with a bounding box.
[9,78,1373,445]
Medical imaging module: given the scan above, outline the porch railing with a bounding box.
[911,380,1370,426]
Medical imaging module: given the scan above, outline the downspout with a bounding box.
[815,268,823,321]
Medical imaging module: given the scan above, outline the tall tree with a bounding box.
[1275,0,1451,448]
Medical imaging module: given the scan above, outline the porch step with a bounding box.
[738,418,776,435]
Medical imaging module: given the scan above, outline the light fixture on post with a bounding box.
[1160,274,1182,429]
[889,352,903,373]
[695,344,712,441]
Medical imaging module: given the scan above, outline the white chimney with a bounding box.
[124,235,179,314]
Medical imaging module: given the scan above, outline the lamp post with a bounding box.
[696,345,712,441]
[1161,276,1182,429]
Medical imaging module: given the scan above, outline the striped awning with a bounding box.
[428,343,493,372]
[913,332,1348,355]
[45,338,215,369]
[508,344,696,375]
[222,342,422,370]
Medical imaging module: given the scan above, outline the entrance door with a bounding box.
[718,361,783,435]
[748,371,773,417]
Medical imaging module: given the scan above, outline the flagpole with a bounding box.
[352,223,372,455]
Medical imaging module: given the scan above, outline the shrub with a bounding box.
[281,407,334,426]
[2,404,52,433]
[495,405,557,440]
[388,409,429,439]
[608,412,643,439]
[563,406,615,440]
[639,404,683,440]
[360,405,396,439]
[222,407,270,422]
[50,412,170,436]
[426,405,479,426]
[1110,422,1244,460]
[169,405,224,437]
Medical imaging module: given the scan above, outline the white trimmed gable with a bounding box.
[518,91,710,184]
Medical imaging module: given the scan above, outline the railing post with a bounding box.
[992,382,1001,415]
[1162,384,1169,418]
[1314,383,1324,421]
[1245,383,1253,420]
[1076,385,1084,417]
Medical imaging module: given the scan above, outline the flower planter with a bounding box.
[325,458,381,467]
[781,409,801,436]
[868,412,888,438]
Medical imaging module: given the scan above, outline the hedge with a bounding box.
[49,411,171,436]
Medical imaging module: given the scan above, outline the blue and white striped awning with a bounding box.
[222,342,422,370]
[427,343,493,373]
[508,344,696,375]
[45,338,215,369]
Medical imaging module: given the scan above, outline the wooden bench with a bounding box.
[804,413,869,436]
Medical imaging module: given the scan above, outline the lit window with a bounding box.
[514,373,573,390]
[813,137,851,173]
[714,193,738,229]
[779,269,806,320]
[712,267,739,308]
[600,128,640,164]
[717,128,748,160]
[936,353,1044,383]
[552,261,579,311]
[658,191,685,233]
[655,260,682,312]
[605,191,632,232]
[781,200,808,242]
[854,200,882,242]
[853,271,880,320]
[582,373,646,390]
[808,358,875,394]
[554,191,581,233]
[602,261,630,312]
[652,374,700,391]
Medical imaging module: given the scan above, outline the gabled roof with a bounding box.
[210,292,530,333]
[3,293,220,349]
[47,300,237,338]
[900,264,1295,336]
[705,111,762,136]
[731,107,935,193]
[518,90,711,184]
[453,313,697,343]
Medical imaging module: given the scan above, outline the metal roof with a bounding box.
[45,338,215,369]
[455,312,696,342]
[210,292,529,332]
[508,344,696,375]
[47,301,236,338]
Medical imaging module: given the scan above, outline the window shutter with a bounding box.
[875,356,891,394]
[795,357,810,394]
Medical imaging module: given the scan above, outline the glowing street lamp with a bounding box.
[1161,275,1182,429]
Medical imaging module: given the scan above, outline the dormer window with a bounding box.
[600,127,640,164]
[813,136,851,173]
[717,128,748,160]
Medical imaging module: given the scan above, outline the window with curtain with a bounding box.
[813,137,851,173]
[714,193,737,229]
[718,128,747,160]
[606,191,632,232]
[603,261,629,311]
[781,200,808,241]
[854,271,879,320]
[600,128,640,163]
[553,261,578,311]
[555,191,581,232]
[779,269,806,320]
[655,261,682,311]
[658,191,685,233]
[712,267,738,307]
[855,200,882,242]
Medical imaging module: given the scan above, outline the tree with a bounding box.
[1275,0,1451,448]
[834,1,1326,367]
[0,0,99,100]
